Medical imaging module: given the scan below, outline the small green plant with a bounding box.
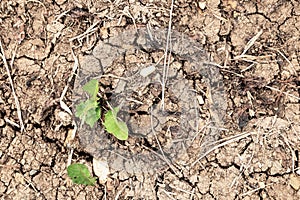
[75,79,101,127]
[103,107,128,140]
[67,163,96,186]
[71,79,129,185]
[75,79,129,140]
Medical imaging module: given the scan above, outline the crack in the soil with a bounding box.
[245,12,273,23]
[41,135,63,151]
[0,179,11,194]
[208,183,217,200]
[179,174,197,188]
[277,15,295,31]
[215,158,236,170]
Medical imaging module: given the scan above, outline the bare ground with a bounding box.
[0,0,300,199]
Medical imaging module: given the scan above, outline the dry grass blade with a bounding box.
[240,29,263,56]
[191,132,255,167]
[234,54,273,61]
[4,117,21,128]
[115,185,128,200]
[230,136,256,188]
[268,47,297,75]
[265,85,300,101]
[169,184,194,195]
[121,7,137,31]
[150,107,169,164]
[65,49,79,167]
[161,190,176,200]
[60,49,78,116]
[69,21,100,42]
[280,133,296,173]
[0,39,25,132]
[241,183,273,197]
[287,116,300,140]
[161,0,174,110]
[205,61,244,77]
[27,0,46,11]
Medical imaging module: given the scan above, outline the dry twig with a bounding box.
[69,21,100,42]
[240,30,263,56]
[0,39,25,132]
[64,49,79,167]
[268,47,297,75]
[265,85,300,101]
[191,131,255,167]
[161,0,174,110]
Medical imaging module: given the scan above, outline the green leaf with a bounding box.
[84,105,101,128]
[75,79,101,128]
[103,107,128,140]
[83,79,98,100]
[67,163,97,186]
[75,99,101,127]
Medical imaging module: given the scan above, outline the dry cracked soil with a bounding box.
[1,0,300,199]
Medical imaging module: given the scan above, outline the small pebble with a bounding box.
[198,1,206,10]
[140,65,155,77]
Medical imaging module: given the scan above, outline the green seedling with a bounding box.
[75,79,129,140]
[72,79,128,185]
[67,163,96,186]
[75,79,101,127]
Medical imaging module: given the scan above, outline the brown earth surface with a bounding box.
[1,0,300,199]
